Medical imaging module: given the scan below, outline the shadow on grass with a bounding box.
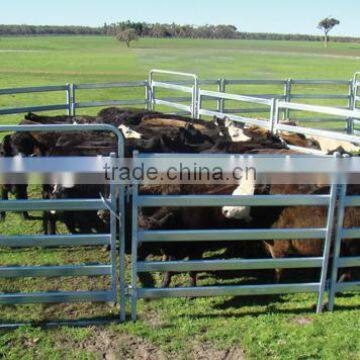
[0,315,121,330]
[171,301,316,321]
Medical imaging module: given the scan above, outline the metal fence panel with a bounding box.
[130,152,338,320]
[0,124,126,327]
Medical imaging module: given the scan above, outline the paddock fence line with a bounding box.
[0,123,126,328]
[0,70,359,133]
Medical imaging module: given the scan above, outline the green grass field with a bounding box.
[0,36,360,359]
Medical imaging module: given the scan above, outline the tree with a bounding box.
[317,17,340,47]
[116,28,139,47]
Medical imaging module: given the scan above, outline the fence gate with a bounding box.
[148,69,199,117]
[328,183,360,310]
[0,124,126,327]
[129,152,338,320]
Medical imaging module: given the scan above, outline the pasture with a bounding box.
[0,36,360,359]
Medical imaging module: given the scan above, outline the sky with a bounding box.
[1,0,359,37]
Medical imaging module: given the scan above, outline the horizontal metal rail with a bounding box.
[202,94,285,100]
[154,99,191,111]
[344,196,360,206]
[337,257,360,268]
[0,104,69,115]
[137,283,321,299]
[0,234,110,248]
[0,290,115,304]
[74,99,147,108]
[224,79,287,85]
[139,228,327,242]
[0,199,107,212]
[342,228,360,239]
[221,108,271,114]
[199,109,269,128]
[0,265,111,278]
[157,96,192,103]
[291,80,351,85]
[151,81,193,93]
[137,194,330,207]
[277,101,360,119]
[276,123,360,145]
[149,69,198,81]
[335,282,360,292]
[289,94,350,100]
[138,257,323,272]
[199,89,273,106]
[0,85,69,95]
[74,81,147,89]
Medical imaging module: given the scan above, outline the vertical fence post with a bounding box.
[346,79,354,134]
[119,161,126,322]
[109,153,118,305]
[147,73,154,111]
[217,78,225,113]
[146,80,153,111]
[65,83,72,116]
[328,181,347,311]
[283,78,292,120]
[197,90,203,120]
[130,151,139,321]
[191,77,199,119]
[71,84,76,116]
[269,98,278,134]
[316,161,339,313]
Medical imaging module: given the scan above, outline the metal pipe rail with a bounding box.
[130,152,338,320]
[148,69,199,117]
[198,89,273,129]
[72,81,148,116]
[274,101,360,147]
[328,185,360,311]
[0,71,357,130]
[0,84,71,116]
[0,123,126,326]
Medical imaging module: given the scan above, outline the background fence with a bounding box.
[1,70,359,135]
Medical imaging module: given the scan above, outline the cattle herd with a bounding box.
[0,107,359,288]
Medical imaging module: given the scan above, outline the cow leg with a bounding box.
[161,255,174,288]
[275,268,284,283]
[16,185,29,220]
[137,245,156,288]
[338,271,352,283]
[0,187,8,221]
[189,271,197,287]
[43,212,56,235]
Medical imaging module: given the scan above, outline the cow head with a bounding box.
[224,119,252,142]
[222,178,256,222]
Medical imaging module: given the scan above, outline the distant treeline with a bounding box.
[1,22,359,43]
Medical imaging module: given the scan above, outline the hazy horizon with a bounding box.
[1,0,359,37]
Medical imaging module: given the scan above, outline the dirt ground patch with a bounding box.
[57,328,166,360]
[292,317,314,326]
[192,341,245,360]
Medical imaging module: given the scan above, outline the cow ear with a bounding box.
[25,112,34,120]
[2,135,13,156]
[215,117,225,127]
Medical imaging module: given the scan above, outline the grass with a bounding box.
[0,36,360,359]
